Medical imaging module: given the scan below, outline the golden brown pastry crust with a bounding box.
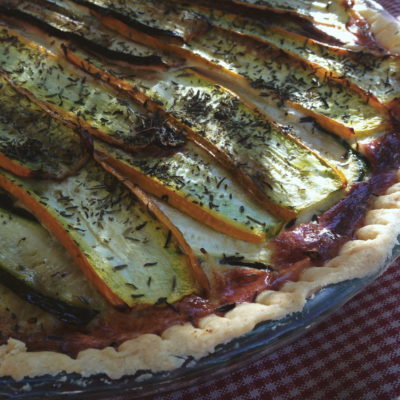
[0,0,399,381]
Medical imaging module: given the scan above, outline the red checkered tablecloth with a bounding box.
[145,2,400,399]
[381,1,400,19]
[150,259,400,400]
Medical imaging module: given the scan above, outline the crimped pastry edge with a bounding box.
[2,175,400,381]
[0,1,400,382]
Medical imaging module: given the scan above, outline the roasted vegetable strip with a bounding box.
[154,198,274,262]
[0,19,335,222]
[0,75,89,179]
[65,49,344,217]
[0,160,203,307]
[30,2,366,188]
[0,207,104,324]
[95,140,283,243]
[84,0,389,137]
[194,0,374,47]
[0,0,179,69]
[52,0,398,105]
[70,0,210,43]
[187,30,389,137]
[97,160,208,291]
[127,70,346,214]
[185,6,400,106]
[71,0,352,42]
[218,0,352,25]
[1,4,348,217]
[0,25,185,150]
[278,115,368,186]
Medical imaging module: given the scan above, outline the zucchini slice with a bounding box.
[185,6,400,106]
[0,206,104,324]
[208,0,374,46]
[95,140,283,243]
[71,0,351,42]
[223,0,351,26]
[14,7,346,222]
[155,198,273,263]
[85,0,390,138]
[0,75,89,180]
[76,0,356,48]
[5,3,348,218]
[185,28,390,138]
[0,160,204,307]
[273,112,369,185]
[83,0,390,137]
[0,0,178,69]
[64,48,345,218]
[0,25,185,150]
[70,0,210,43]
[52,12,366,193]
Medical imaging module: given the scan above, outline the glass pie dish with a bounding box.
[1,239,398,400]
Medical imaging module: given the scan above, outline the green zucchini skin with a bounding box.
[182,6,400,105]
[0,267,98,325]
[86,63,344,214]
[165,0,376,46]
[0,0,169,69]
[0,160,199,307]
[76,0,387,135]
[69,0,208,43]
[296,125,370,184]
[0,207,103,325]
[184,28,386,135]
[95,140,283,241]
[1,1,349,217]
[0,75,89,179]
[0,25,185,150]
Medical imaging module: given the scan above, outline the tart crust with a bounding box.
[0,0,399,381]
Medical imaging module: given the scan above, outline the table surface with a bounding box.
[145,2,400,400]
[150,259,400,400]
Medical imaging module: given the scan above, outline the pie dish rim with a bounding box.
[0,0,399,387]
